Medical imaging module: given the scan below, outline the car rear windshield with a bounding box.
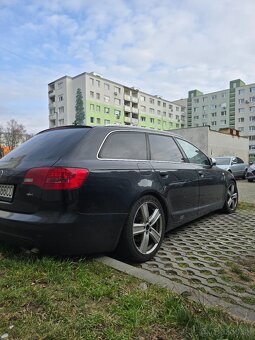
[215,157,231,165]
[1,128,90,162]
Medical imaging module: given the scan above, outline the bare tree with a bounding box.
[3,119,27,149]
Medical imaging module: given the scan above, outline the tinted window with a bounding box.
[99,132,147,160]
[176,138,210,165]
[236,157,244,164]
[149,134,184,162]
[1,128,89,162]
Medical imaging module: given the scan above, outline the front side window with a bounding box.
[149,134,184,162]
[99,132,147,160]
[176,138,209,165]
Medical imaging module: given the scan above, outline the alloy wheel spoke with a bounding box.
[140,232,150,253]
[231,193,238,200]
[141,203,149,223]
[228,197,232,207]
[148,209,161,227]
[133,223,146,236]
[149,227,161,244]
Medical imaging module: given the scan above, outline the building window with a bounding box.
[238,89,245,95]
[176,106,179,112]
[163,111,166,117]
[157,100,161,106]
[114,98,121,105]
[250,106,255,113]
[58,106,64,113]
[104,107,110,114]
[163,102,166,108]
[114,86,121,94]
[211,104,217,109]
[141,116,146,121]
[104,120,110,125]
[114,110,121,118]
[221,111,226,116]
[96,105,100,112]
[150,118,154,123]
[202,105,207,111]
[221,103,226,108]
[59,119,64,126]
[220,120,226,125]
[202,97,208,102]
[57,81,63,89]
[157,119,161,124]
[97,118,101,124]
[104,95,110,103]
[96,80,100,87]
[194,116,199,120]
[239,98,244,104]
[211,121,217,126]
[250,96,255,102]
[249,126,255,131]
[140,95,146,102]
[239,127,244,132]
[211,95,217,100]
[149,98,154,104]
[157,110,161,115]
[96,93,100,100]
[221,92,226,98]
[194,98,199,103]
[149,108,154,114]
[239,108,244,113]
[90,78,94,86]
[202,114,207,119]
[249,116,255,122]
[90,117,94,123]
[238,117,244,122]
[90,104,94,111]
[104,83,110,90]
[90,91,94,98]
[58,95,63,102]
[141,105,146,112]
[250,87,255,93]
[169,104,173,110]
[211,112,217,117]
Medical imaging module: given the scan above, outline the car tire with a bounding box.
[248,179,253,183]
[116,195,166,263]
[242,170,247,180]
[222,181,238,214]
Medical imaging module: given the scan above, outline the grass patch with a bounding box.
[238,202,255,211]
[0,244,254,339]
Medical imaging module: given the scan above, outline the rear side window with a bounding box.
[176,138,210,165]
[149,134,184,162]
[99,132,147,160]
[1,128,89,162]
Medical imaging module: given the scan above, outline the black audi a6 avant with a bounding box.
[0,126,238,262]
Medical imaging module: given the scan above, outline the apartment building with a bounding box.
[48,72,186,132]
[187,79,255,162]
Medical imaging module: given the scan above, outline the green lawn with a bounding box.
[0,244,254,339]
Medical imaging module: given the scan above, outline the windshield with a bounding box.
[0,128,90,163]
[215,157,231,165]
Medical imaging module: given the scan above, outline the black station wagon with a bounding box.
[0,126,238,262]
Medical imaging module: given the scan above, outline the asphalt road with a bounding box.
[237,179,255,204]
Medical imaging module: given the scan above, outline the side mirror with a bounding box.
[210,157,216,166]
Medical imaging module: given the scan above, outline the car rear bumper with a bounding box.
[0,209,127,255]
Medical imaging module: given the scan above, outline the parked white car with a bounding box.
[215,156,248,179]
[246,163,255,182]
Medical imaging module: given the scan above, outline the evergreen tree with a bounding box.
[73,88,85,125]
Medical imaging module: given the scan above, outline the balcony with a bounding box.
[49,102,56,108]
[124,94,131,101]
[48,90,55,97]
[131,107,138,114]
[124,116,131,123]
[124,105,131,112]
[131,118,138,125]
[131,97,138,103]
[49,112,56,120]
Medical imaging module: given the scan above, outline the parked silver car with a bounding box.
[246,163,255,182]
[215,156,248,179]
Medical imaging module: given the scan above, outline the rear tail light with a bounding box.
[23,167,89,190]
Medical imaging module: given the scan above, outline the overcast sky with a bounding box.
[1,0,255,133]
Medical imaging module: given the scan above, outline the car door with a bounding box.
[175,138,226,215]
[148,133,200,226]
[232,157,245,177]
